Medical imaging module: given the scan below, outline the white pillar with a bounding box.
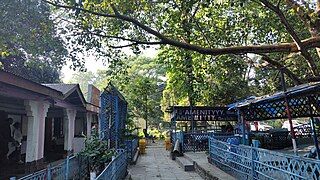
[63,109,76,151]
[86,113,93,137]
[24,100,50,163]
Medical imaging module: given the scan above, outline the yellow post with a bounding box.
[165,138,170,151]
[139,139,146,154]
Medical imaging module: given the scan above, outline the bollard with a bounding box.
[139,139,146,154]
[165,138,170,151]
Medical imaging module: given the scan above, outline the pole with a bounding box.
[240,112,246,145]
[173,106,177,146]
[190,105,194,134]
[108,95,112,149]
[65,155,69,180]
[280,69,297,155]
[284,97,297,155]
[310,117,320,159]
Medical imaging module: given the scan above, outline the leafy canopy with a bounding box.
[0,0,68,83]
[43,0,320,105]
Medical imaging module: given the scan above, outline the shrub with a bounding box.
[80,131,115,174]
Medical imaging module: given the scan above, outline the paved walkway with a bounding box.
[128,140,203,180]
[184,152,236,180]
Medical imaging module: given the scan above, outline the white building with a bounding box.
[0,70,99,176]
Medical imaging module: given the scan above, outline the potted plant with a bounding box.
[80,131,115,178]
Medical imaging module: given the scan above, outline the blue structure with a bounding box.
[231,82,320,158]
[96,149,127,180]
[15,155,88,180]
[16,150,127,180]
[206,82,320,179]
[209,138,320,179]
[100,83,128,149]
[168,106,238,152]
[125,139,138,162]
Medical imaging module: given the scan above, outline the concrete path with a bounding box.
[128,140,203,180]
[184,152,236,180]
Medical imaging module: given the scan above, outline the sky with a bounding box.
[61,47,159,83]
[61,56,105,83]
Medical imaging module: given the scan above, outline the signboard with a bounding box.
[171,106,237,121]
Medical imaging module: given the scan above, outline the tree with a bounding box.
[0,0,67,83]
[159,49,252,115]
[97,56,165,130]
[70,71,98,98]
[44,0,320,85]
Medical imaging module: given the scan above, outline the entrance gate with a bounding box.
[168,106,237,152]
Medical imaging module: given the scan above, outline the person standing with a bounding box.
[226,122,234,133]
[7,122,23,163]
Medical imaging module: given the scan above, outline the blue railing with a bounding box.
[172,132,237,152]
[95,149,127,180]
[17,155,88,180]
[125,139,138,161]
[16,168,48,180]
[209,138,320,179]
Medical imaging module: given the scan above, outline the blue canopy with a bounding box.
[231,81,320,109]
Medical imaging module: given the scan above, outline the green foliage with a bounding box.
[273,120,284,129]
[47,0,320,109]
[0,0,67,83]
[97,56,165,129]
[80,131,115,173]
[159,47,252,111]
[70,56,165,129]
[70,71,98,98]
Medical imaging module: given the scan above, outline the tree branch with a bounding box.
[91,32,164,45]
[260,0,302,49]
[260,0,319,76]
[259,54,302,85]
[43,0,117,18]
[44,0,320,56]
[109,2,120,16]
[277,0,281,8]
[285,0,312,30]
[108,43,139,48]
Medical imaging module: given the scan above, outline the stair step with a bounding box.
[176,156,194,171]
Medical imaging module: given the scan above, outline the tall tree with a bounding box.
[98,56,165,130]
[0,0,67,83]
[44,0,320,85]
[69,71,98,98]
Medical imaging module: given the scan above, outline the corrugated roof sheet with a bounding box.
[42,84,78,95]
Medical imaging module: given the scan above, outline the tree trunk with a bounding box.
[144,94,148,131]
[312,0,320,61]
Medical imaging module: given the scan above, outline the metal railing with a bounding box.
[125,139,138,161]
[95,149,127,180]
[182,133,209,152]
[209,138,320,179]
[171,132,237,152]
[16,155,88,180]
[16,168,48,180]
